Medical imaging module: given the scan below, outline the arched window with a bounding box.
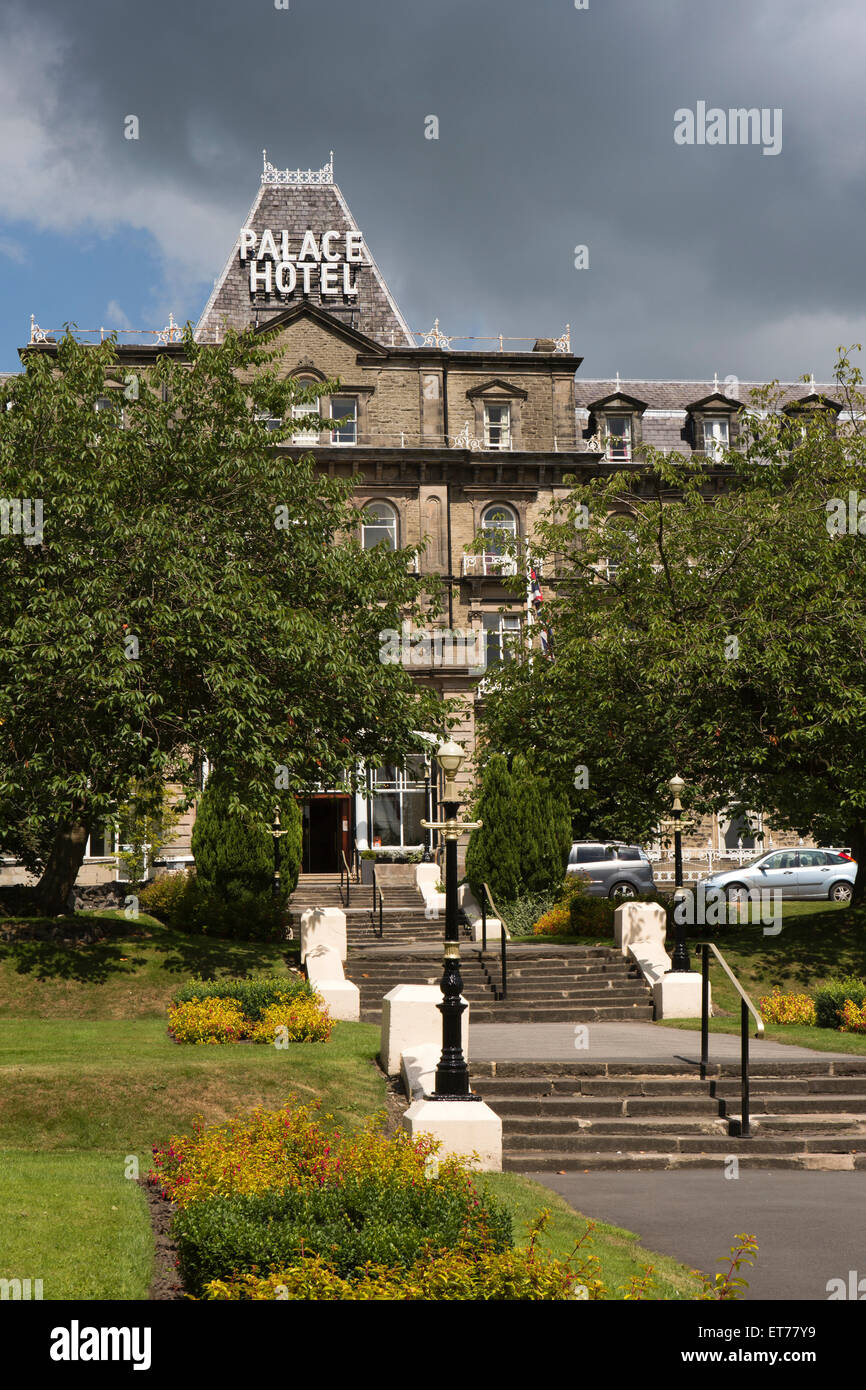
[362,500,398,551]
[478,503,518,576]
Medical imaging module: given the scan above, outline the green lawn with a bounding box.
[661,905,866,1051]
[0,911,301,1020]
[0,911,718,1300]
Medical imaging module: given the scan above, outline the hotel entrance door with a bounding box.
[302,796,352,873]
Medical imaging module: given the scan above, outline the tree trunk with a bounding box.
[847,823,866,904]
[34,818,90,916]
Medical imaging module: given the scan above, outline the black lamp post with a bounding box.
[667,772,692,973]
[421,739,482,1100]
[270,807,289,899]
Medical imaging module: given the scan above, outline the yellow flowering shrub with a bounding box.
[168,997,247,1044]
[757,988,816,1026]
[839,998,866,1033]
[533,905,571,935]
[150,1102,456,1208]
[167,991,332,1046]
[245,998,333,1044]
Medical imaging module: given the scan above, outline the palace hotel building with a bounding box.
[2,152,831,885]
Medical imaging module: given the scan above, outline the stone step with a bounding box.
[505,1151,866,1172]
[470,1059,866,1079]
[490,1096,725,1117]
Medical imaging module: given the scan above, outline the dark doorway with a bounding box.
[302,797,351,873]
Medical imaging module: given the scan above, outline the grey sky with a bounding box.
[1,0,865,379]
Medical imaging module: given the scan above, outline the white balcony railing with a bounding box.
[461,553,518,578]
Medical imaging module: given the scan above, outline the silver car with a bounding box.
[699,849,856,904]
[566,842,656,899]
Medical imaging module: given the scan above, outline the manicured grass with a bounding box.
[0,907,718,1300]
[482,1173,704,1300]
[0,912,301,1020]
[0,1018,385,1154]
[0,1152,152,1300]
[660,905,866,1051]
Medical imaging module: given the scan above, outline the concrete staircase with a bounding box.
[470,1059,866,1171]
[289,872,443,946]
[350,944,654,1025]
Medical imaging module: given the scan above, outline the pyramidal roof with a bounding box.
[195,151,414,347]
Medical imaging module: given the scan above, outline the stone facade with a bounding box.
[6,157,836,884]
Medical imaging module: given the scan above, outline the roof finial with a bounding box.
[714,371,719,391]
[615,370,620,389]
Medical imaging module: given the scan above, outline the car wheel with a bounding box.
[725,884,750,908]
[829,881,853,903]
[609,881,637,900]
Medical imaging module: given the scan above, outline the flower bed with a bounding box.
[148,1102,586,1300]
[167,978,332,1045]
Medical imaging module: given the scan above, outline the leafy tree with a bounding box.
[0,328,446,913]
[478,350,866,898]
[115,777,184,889]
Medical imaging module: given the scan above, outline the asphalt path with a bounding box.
[523,1169,866,1300]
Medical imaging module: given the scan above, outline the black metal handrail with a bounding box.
[481,882,508,1000]
[696,941,765,1137]
[371,863,384,939]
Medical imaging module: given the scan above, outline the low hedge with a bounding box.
[172,1175,512,1297]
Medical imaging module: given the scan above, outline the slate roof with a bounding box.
[574,379,844,411]
[195,175,413,348]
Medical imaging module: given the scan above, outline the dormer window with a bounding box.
[587,392,647,462]
[686,392,742,461]
[484,403,511,451]
[605,415,632,461]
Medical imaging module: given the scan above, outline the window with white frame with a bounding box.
[330,397,357,445]
[603,514,637,582]
[483,611,521,668]
[368,756,430,847]
[291,379,320,444]
[255,411,283,432]
[483,402,511,450]
[702,418,729,461]
[479,504,518,575]
[605,415,632,461]
[362,499,398,551]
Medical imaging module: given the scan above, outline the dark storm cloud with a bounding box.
[2,0,866,377]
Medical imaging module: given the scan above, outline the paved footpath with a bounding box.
[469,1021,859,1300]
[525,1169,866,1301]
[470,1020,851,1063]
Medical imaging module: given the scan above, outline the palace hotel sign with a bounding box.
[239,227,366,298]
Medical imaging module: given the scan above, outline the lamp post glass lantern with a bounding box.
[420,740,482,1100]
[667,773,691,973]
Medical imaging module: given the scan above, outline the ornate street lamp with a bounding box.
[270,806,289,899]
[667,772,691,973]
[421,739,482,1099]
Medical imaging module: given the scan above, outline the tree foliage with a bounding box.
[478,349,866,895]
[0,328,446,912]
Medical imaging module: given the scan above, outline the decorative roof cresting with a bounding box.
[261,149,334,186]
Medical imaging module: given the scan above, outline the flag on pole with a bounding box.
[528,565,554,657]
